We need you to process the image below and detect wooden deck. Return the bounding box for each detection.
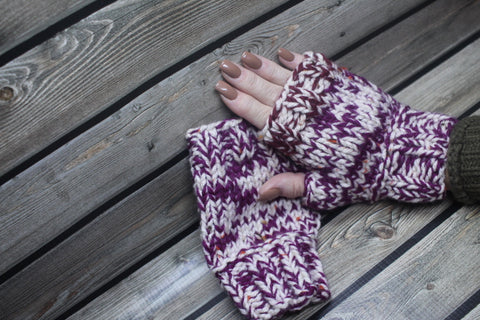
[1,0,479,319]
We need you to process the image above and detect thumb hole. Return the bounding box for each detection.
[258,172,305,201]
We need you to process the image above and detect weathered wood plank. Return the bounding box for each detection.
[65,37,480,320]
[462,304,480,320]
[1,0,476,318]
[0,1,436,318]
[0,0,96,56]
[0,0,426,277]
[0,159,197,320]
[69,231,221,320]
[320,205,480,320]
[0,0,291,176]
[339,0,480,90]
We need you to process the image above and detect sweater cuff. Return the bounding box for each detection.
[447,116,480,204]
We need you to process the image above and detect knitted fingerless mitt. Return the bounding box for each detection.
[261,52,457,210]
[186,119,330,320]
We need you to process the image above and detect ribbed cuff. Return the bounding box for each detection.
[383,105,457,203]
[447,116,480,204]
[187,119,330,319]
[259,52,336,161]
[217,232,330,320]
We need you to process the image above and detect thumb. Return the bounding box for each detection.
[258,172,305,201]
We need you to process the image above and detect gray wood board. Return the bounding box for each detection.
[0,0,426,278]
[338,0,480,90]
[320,205,480,320]
[65,37,480,320]
[0,1,435,318]
[0,1,460,319]
[0,0,291,176]
[0,160,197,320]
[0,0,96,55]
[462,304,480,320]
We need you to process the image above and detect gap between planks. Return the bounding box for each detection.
[0,0,294,178]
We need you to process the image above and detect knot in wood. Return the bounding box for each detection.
[0,86,14,102]
[147,141,155,152]
[370,222,395,239]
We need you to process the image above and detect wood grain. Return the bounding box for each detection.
[0,0,425,278]
[462,304,480,320]
[0,159,198,320]
[338,0,480,90]
[321,205,480,320]
[0,1,435,318]
[65,37,480,320]
[0,0,96,56]
[69,231,224,320]
[0,0,290,176]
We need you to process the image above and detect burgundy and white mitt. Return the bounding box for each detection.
[261,52,457,210]
[186,119,330,320]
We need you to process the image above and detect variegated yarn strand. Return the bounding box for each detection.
[186,51,456,319]
[186,120,330,320]
[262,52,456,211]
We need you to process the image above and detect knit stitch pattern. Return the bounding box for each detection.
[261,52,457,210]
[447,116,480,204]
[186,119,330,320]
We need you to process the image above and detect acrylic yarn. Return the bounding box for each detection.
[186,119,330,320]
[261,52,457,210]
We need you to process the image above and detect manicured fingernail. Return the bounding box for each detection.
[258,187,281,201]
[215,80,238,100]
[220,60,241,78]
[241,51,262,69]
[278,47,294,62]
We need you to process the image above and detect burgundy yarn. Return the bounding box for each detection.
[261,52,457,210]
[186,119,330,320]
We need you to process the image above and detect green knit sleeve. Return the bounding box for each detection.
[447,116,480,204]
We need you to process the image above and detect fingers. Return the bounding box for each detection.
[214,49,307,201]
[277,48,304,70]
[258,172,305,201]
[241,51,292,86]
[220,60,283,107]
[215,48,304,129]
[215,80,271,129]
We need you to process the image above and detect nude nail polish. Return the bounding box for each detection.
[215,80,238,100]
[241,51,262,69]
[220,60,241,78]
[258,187,281,201]
[278,47,295,62]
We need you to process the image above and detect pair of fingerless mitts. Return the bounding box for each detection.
[186,52,456,320]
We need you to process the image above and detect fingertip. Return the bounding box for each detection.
[278,47,295,62]
[219,60,241,78]
[258,185,281,201]
[258,172,306,201]
[215,80,238,100]
[241,51,262,70]
[278,48,303,70]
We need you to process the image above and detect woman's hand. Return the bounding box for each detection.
[215,48,305,201]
